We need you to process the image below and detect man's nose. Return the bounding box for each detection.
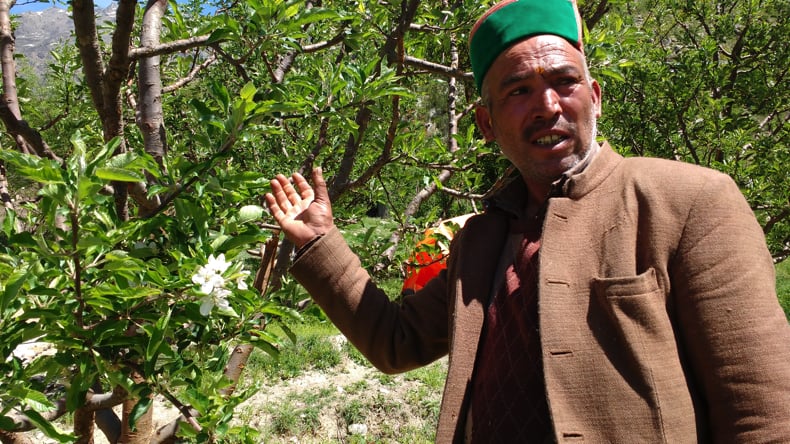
[532,88,561,121]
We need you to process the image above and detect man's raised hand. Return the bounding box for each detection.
[264,167,335,249]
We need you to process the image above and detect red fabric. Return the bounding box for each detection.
[402,237,447,294]
[469,217,551,442]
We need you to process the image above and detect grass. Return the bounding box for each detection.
[777,260,790,320]
[244,321,342,380]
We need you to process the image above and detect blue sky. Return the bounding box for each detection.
[11,0,113,14]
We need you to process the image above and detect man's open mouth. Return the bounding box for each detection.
[535,134,567,145]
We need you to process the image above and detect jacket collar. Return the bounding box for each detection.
[562,141,623,199]
[483,141,623,215]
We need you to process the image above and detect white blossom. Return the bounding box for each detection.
[235,270,250,290]
[192,254,243,317]
[206,254,232,274]
[199,287,235,316]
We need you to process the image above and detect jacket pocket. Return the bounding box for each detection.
[591,267,697,442]
[592,267,675,359]
[592,267,660,299]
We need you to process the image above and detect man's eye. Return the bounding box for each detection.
[557,77,579,86]
[509,87,530,96]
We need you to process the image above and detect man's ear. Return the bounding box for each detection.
[474,104,496,142]
[591,79,602,119]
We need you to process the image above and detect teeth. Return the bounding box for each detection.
[536,135,564,144]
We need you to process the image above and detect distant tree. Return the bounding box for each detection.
[597,0,789,261]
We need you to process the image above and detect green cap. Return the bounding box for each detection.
[469,0,584,92]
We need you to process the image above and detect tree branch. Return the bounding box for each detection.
[71,0,106,117]
[162,52,216,94]
[128,34,212,60]
[301,27,347,53]
[403,55,471,81]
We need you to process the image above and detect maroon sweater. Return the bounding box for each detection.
[469,216,552,442]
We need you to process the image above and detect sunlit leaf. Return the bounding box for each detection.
[0,150,64,184]
[95,167,144,182]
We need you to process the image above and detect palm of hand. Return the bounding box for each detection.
[265,169,334,248]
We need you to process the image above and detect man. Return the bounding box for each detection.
[264,0,790,442]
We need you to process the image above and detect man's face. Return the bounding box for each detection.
[476,35,601,196]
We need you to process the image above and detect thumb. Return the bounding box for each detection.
[311,167,331,205]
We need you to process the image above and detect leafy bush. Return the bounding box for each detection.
[0,132,297,442]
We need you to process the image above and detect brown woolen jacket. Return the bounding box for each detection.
[291,143,790,443]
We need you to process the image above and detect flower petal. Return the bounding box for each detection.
[199,296,214,316]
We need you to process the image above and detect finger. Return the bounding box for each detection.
[279,173,310,208]
[268,175,293,210]
[265,183,291,224]
[291,172,315,203]
[263,192,280,217]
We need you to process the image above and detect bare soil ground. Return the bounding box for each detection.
[29,335,446,443]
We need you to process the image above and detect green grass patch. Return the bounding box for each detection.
[245,321,341,381]
[777,260,790,320]
[339,398,367,426]
[265,399,319,436]
[404,360,448,390]
[262,388,331,438]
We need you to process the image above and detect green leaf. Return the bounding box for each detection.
[259,303,302,322]
[84,294,116,311]
[240,82,257,101]
[215,233,268,252]
[290,8,341,27]
[210,234,231,251]
[1,268,28,313]
[0,149,64,184]
[210,82,231,111]
[95,167,144,182]
[68,131,88,177]
[24,389,55,412]
[248,336,280,359]
[1,208,16,235]
[599,67,625,82]
[0,415,16,430]
[22,409,74,442]
[146,308,171,363]
[77,177,104,202]
[128,397,153,431]
[206,27,234,45]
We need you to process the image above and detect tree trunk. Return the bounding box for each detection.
[73,408,95,444]
[118,371,153,444]
[138,0,168,164]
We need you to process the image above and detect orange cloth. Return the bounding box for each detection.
[402,214,474,294]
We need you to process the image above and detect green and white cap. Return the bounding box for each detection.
[469,0,584,91]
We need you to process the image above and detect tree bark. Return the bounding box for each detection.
[0,0,60,160]
[118,371,153,444]
[132,0,169,217]
[138,0,168,164]
[73,408,95,444]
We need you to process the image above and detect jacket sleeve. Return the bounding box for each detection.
[290,226,450,374]
[670,171,790,441]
